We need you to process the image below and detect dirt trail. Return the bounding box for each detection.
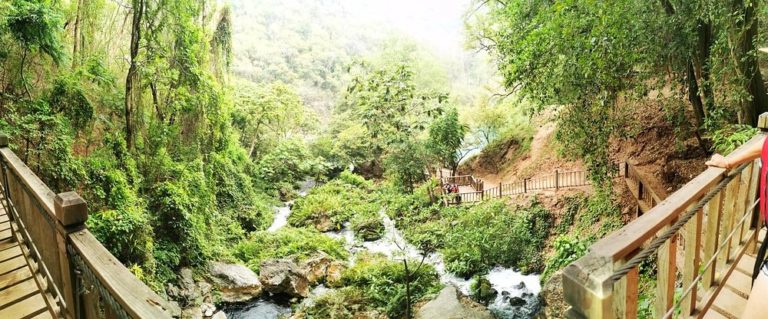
[465,120,586,187]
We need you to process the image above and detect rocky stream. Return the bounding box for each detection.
[218,197,542,319]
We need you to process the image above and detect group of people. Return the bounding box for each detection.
[443,183,461,203]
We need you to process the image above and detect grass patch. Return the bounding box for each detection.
[232,227,349,272]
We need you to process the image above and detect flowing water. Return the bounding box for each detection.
[225,194,541,318]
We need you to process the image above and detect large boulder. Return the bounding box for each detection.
[300,252,333,285]
[209,262,263,303]
[417,286,493,319]
[259,259,310,298]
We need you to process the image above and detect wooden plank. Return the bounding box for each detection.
[710,288,747,319]
[695,229,755,318]
[732,166,752,251]
[0,229,11,242]
[717,178,741,273]
[656,227,677,317]
[0,214,8,223]
[0,221,9,232]
[0,239,17,253]
[702,308,729,319]
[736,254,755,276]
[703,190,723,291]
[0,255,27,276]
[724,270,751,299]
[0,293,47,319]
[0,278,41,308]
[0,243,22,263]
[29,309,54,319]
[612,262,638,319]
[0,265,32,293]
[682,208,703,316]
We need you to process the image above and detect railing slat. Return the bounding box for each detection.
[655,224,677,317]
[717,177,741,272]
[681,205,703,316]
[702,189,723,291]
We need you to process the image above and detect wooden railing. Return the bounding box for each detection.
[562,118,767,319]
[442,169,591,205]
[0,136,177,318]
[624,162,664,215]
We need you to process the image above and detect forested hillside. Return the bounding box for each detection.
[1,0,767,318]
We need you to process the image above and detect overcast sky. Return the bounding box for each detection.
[342,0,472,54]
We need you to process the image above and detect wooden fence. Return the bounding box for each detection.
[562,124,767,318]
[623,162,664,215]
[442,169,591,205]
[0,136,176,318]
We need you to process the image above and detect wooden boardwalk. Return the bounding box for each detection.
[705,228,765,319]
[0,203,56,319]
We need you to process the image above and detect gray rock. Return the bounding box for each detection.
[509,297,526,307]
[300,252,333,285]
[178,268,202,305]
[259,259,310,298]
[211,311,227,319]
[181,307,203,319]
[209,262,262,303]
[201,303,215,317]
[513,281,526,290]
[416,286,493,319]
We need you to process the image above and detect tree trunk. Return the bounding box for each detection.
[686,62,708,153]
[736,0,768,126]
[696,20,714,114]
[72,0,82,70]
[124,0,145,150]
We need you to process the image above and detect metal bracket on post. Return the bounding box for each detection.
[55,192,88,319]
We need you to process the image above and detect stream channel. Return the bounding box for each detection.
[224,183,541,319]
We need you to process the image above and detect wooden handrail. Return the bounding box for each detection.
[562,117,767,319]
[0,137,176,318]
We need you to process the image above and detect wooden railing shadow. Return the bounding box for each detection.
[563,114,768,319]
[0,136,177,318]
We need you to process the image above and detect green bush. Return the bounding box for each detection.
[441,199,552,276]
[542,235,589,281]
[341,253,442,318]
[289,175,383,239]
[88,206,154,267]
[293,287,371,319]
[233,227,348,272]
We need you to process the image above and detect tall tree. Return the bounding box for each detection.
[124,0,145,150]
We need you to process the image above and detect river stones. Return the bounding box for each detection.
[417,286,493,319]
[209,262,263,303]
[259,259,310,298]
[300,252,333,285]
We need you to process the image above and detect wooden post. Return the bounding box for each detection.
[499,183,502,198]
[563,255,616,319]
[524,179,527,193]
[55,192,88,319]
[556,170,560,190]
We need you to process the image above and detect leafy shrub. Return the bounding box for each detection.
[341,253,442,318]
[289,175,382,239]
[233,227,348,272]
[441,199,552,276]
[292,287,372,319]
[208,149,274,231]
[88,206,154,267]
[542,235,589,281]
[710,124,758,154]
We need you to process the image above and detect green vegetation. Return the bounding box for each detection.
[296,252,442,318]
[289,172,383,239]
[233,227,349,273]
